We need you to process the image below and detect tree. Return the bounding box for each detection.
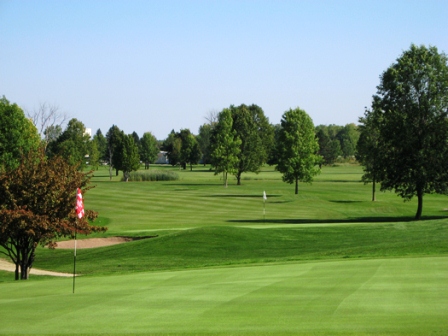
[197,123,213,165]
[210,108,241,187]
[0,149,106,280]
[106,125,123,179]
[27,102,68,151]
[367,44,448,219]
[89,138,100,170]
[0,97,41,172]
[179,129,201,170]
[316,127,341,166]
[336,123,359,158]
[276,108,320,194]
[163,130,182,166]
[357,98,382,201]
[140,132,159,169]
[121,134,141,182]
[93,129,108,162]
[49,118,90,170]
[230,104,273,185]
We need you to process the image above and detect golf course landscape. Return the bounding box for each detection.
[1,164,447,335]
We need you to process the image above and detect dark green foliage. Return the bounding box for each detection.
[106,125,124,178]
[49,118,91,170]
[230,104,273,185]
[121,134,141,182]
[0,96,40,172]
[93,129,108,162]
[197,123,213,165]
[365,44,448,219]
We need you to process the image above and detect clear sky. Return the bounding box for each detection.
[1,0,447,140]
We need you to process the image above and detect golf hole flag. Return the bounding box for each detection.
[76,188,84,219]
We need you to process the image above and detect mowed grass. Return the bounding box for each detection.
[0,257,447,335]
[1,164,448,335]
[85,164,448,234]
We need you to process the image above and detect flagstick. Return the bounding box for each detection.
[263,200,266,222]
[73,220,77,294]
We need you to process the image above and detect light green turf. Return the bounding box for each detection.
[0,256,447,335]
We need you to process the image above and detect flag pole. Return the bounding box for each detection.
[263,191,267,222]
[73,219,77,294]
[73,188,84,294]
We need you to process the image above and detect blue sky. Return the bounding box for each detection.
[1,0,447,140]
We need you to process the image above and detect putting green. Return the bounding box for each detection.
[0,256,447,335]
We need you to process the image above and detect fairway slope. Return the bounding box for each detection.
[33,220,448,276]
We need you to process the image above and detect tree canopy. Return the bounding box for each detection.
[210,108,241,187]
[276,108,320,194]
[0,149,106,280]
[0,96,41,172]
[140,132,159,169]
[230,104,273,185]
[362,44,448,219]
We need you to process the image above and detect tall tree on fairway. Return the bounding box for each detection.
[121,134,141,181]
[276,108,320,194]
[179,129,201,170]
[106,125,123,179]
[0,149,106,280]
[231,104,273,185]
[210,108,241,187]
[367,44,448,219]
[140,132,159,169]
[357,98,382,201]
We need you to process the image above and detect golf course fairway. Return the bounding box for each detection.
[1,256,446,335]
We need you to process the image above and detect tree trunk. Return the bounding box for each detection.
[14,263,19,281]
[295,178,299,194]
[415,187,423,220]
[372,178,376,202]
[236,172,241,185]
[224,171,228,188]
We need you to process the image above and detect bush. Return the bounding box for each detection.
[122,171,179,182]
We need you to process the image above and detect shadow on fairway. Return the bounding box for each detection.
[228,215,448,224]
[207,194,282,198]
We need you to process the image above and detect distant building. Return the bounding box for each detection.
[156,151,169,164]
[85,128,92,138]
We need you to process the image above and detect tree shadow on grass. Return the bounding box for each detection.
[227,215,448,225]
[207,194,282,198]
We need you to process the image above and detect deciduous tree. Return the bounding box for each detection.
[230,104,273,185]
[140,132,159,169]
[210,108,241,187]
[0,149,106,280]
[276,108,320,194]
[0,97,41,172]
[367,44,448,219]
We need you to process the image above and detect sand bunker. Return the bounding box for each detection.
[55,237,133,249]
[0,237,133,277]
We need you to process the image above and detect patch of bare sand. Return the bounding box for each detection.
[0,259,73,277]
[0,238,133,277]
[55,237,133,249]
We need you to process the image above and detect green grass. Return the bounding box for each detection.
[1,164,447,335]
[0,256,447,335]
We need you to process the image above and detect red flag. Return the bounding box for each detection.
[76,188,84,219]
